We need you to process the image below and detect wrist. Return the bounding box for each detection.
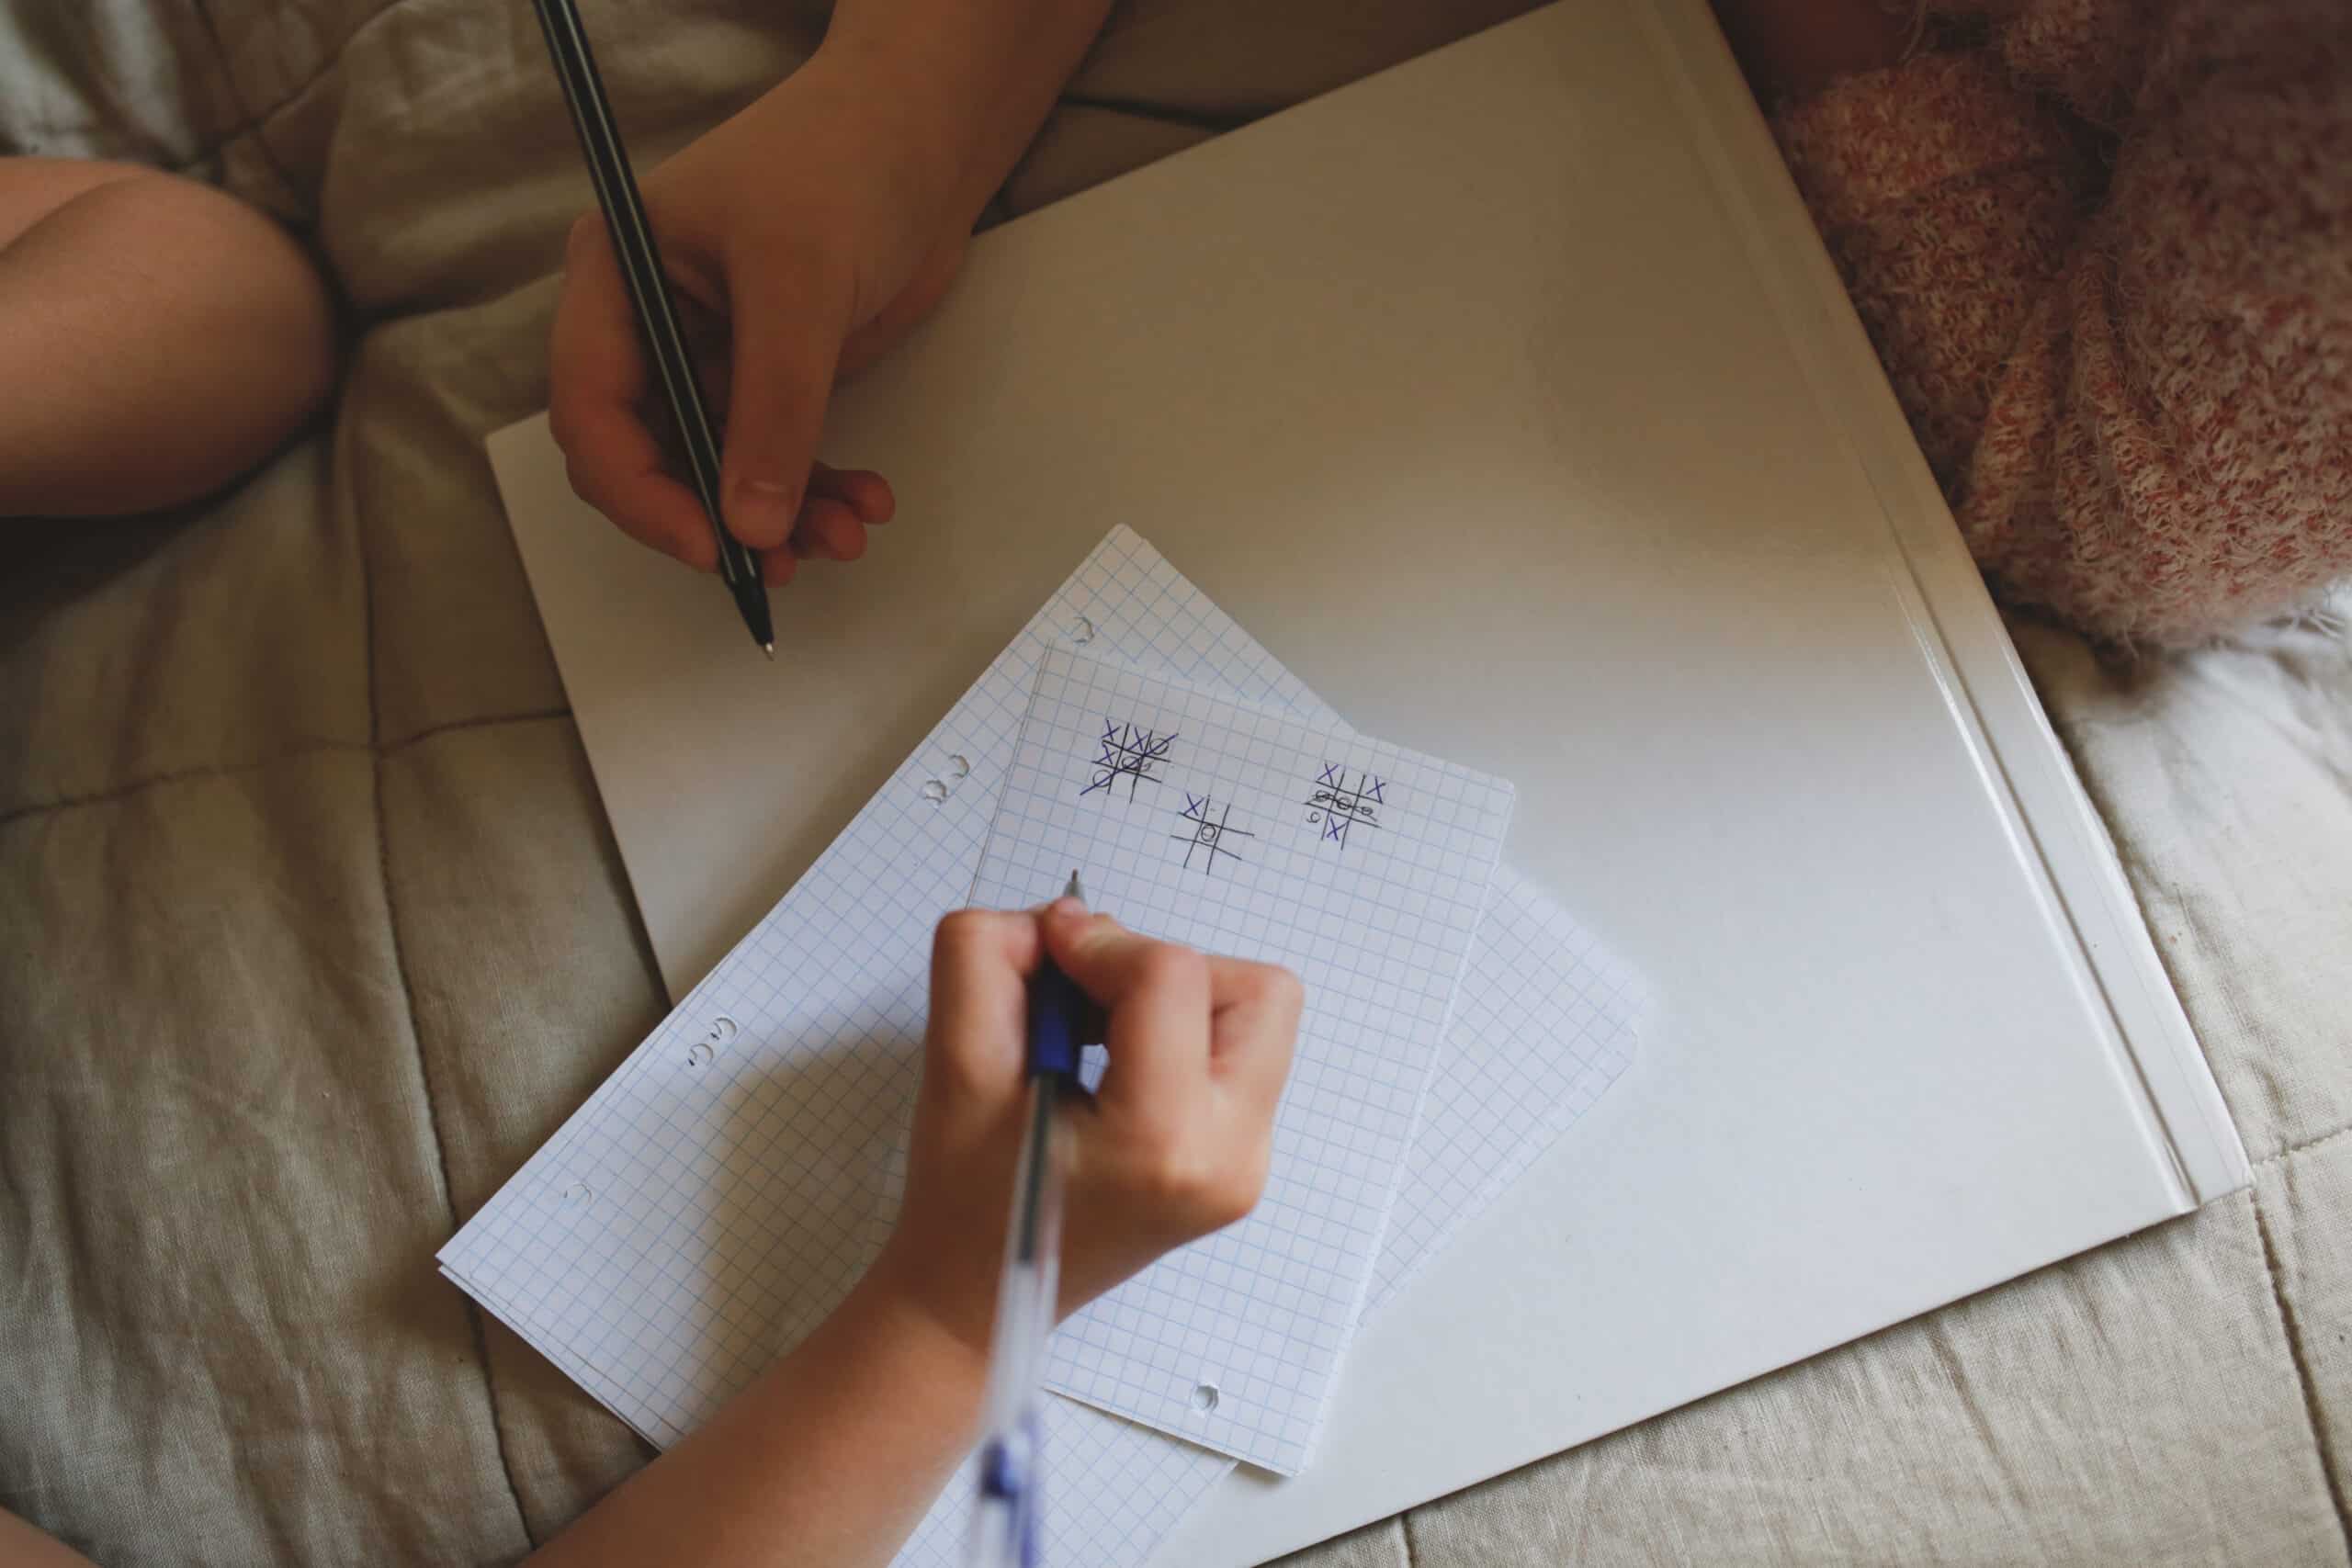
[799,34,998,229]
[854,1238,998,1369]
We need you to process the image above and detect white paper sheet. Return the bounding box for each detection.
[972,649,1511,1469]
[440,528,1643,1561]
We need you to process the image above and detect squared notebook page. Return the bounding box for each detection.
[442,527,1643,1565]
[1366,865,1645,1313]
[973,650,1514,1472]
[439,529,1344,1450]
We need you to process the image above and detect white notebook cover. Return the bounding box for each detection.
[476,0,2247,1559]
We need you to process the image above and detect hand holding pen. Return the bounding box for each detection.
[877,897,1302,1351]
[867,897,1299,1566]
[965,872,1091,1568]
[537,6,953,602]
[491,902,1297,1568]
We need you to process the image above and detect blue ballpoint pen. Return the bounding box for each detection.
[967,871,1095,1568]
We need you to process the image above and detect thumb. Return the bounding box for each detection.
[1040,901,1155,1000]
[719,277,846,552]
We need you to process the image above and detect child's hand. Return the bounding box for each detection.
[871,900,1303,1354]
[547,46,967,584]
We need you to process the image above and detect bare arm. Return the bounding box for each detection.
[2,906,1292,1568]
[821,0,1118,230]
[524,1274,989,1568]
[527,904,1298,1567]
[0,1507,98,1567]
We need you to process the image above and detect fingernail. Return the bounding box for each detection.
[729,479,797,548]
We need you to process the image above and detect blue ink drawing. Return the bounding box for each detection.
[1171,793,1255,874]
[1080,719,1177,802]
[1305,764,1385,849]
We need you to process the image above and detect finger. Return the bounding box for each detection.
[808,462,895,525]
[925,909,1044,1096]
[1205,956,1303,1117]
[758,545,800,588]
[675,289,732,415]
[719,274,846,552]
[794,496,869,563]
[1043,903,1211,1114]
[549,219,719,570]
[560,427,719,570]
[548,217,641,430]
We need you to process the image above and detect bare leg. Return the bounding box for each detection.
[0,159,337,517]
[0,1506,96,1566]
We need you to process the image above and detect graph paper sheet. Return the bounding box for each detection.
[973,649,1512,1471]
[439,528,1645,1560]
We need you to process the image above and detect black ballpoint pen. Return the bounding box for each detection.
[527,0,775,657]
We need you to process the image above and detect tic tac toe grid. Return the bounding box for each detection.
[973,649,1514,1472]
[441,528,1642,1567]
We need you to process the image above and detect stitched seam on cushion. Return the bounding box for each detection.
[186,0,300,197]
[367,757,535,1550]
[158,23,1227,198]
[153,0,410,185]
[223,0,412,141]
[0,745,356,828]
[357,466,536,1551]
[386,708,571,754]
[2250,1183,2352,1553]
[0,709,571,827]
[141,13,352,175]
[1399,1511,1419,1567]
[2259,1122,2352,1171]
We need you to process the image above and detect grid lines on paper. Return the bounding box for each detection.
[436,530,1302,1450]
[1366,867,1649,1308]
[970,649,1513,1474]
[439,525,1647,1568]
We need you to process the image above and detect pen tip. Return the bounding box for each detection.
[1066,869,1085,902]
[762,642,775,661]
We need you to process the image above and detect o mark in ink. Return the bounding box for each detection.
[1306,763,1385,849]
[1171,793,1254,874]
[1080,720,1176,801]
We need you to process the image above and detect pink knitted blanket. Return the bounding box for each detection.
[1773,0,2349,645]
